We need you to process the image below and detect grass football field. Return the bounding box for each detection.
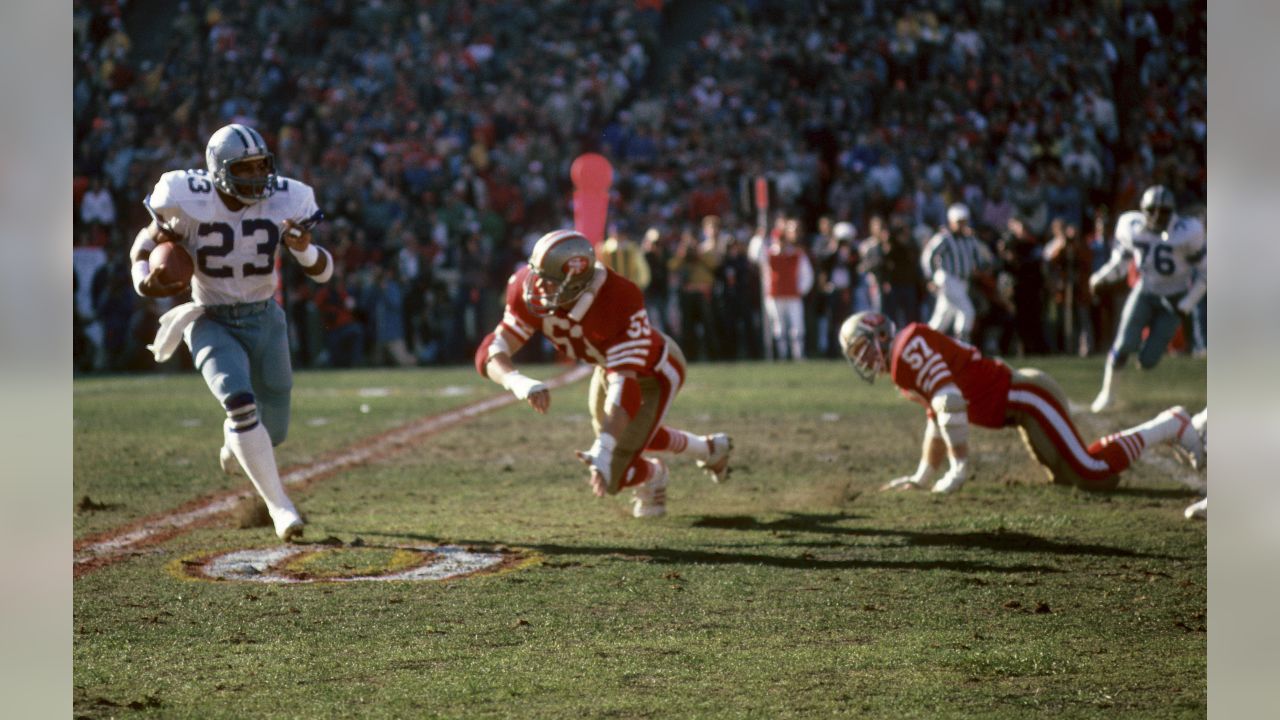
[73,357,1206,718]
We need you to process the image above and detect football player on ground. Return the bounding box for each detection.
[475,229,732,518]
[129,123,333,541]
[838,312,1205,495]
[1088,186,1206,412]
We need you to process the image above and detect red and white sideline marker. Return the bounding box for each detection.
[74,364,592,577]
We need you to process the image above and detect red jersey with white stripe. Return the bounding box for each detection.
[501,264,667,376]
[888,323,1012,428]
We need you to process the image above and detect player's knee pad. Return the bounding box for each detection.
[224,392,259,433]
[930,390,969,447]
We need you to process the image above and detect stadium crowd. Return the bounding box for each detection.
[72,0,1206,373]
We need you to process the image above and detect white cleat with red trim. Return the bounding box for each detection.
[631,458,669,518]
[1164,406,1205,470]
[697,433,733,484]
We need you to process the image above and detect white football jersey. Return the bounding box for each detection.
[1113,210,1206,297]
[144,169,322,306]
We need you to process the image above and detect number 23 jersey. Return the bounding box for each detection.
[144,169,322,306]
[501,264,669,377]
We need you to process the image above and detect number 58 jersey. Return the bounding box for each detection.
[144,169,323,306]
[1114,210,1206,297]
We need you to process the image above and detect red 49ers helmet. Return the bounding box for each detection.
[523,229,597,317]
[839,312,897,383]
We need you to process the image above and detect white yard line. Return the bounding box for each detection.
[75,365,591,571]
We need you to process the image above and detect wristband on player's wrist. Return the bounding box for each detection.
[289,243,319,266]
[131,260,151,294]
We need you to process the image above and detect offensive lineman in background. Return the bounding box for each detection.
[1088,185,1206,412]
[476,229,732,518]
[838,312,1205,497]
[130,123,333,541]
[920,203,993,343]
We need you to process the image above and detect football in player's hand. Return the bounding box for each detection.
[150,242,194,285]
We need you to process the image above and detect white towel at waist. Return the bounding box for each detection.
[147,302,205,362]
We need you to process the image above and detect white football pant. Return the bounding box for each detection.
[927,272,974,342]
[765,296,805,359]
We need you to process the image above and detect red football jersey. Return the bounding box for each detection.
[888,323,1012,428]
[502,264,668,376]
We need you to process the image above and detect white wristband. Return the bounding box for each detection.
[131,260,151,295]
[290,243,319,266]
[590,432,617,456]
[502,371,547,400]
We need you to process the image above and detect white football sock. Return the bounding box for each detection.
[225,421,298,527]
[1091,358,1116,411]
[1128,407,1188,448]
[665,430,711,460]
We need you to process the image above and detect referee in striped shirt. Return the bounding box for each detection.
[920,203,992,343]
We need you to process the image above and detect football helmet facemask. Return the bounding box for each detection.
[839,312,897,383]
[1139,184,1175,234]
[205,123,277,204]
[523,229,597,317]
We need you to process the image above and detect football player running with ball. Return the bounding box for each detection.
[838,312,1205,496]
[476,229,732,518]
[129,124,334,541]
[1088,185,1206,413]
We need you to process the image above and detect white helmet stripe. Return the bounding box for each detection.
[229,124,252,150]
[529,229,584,270]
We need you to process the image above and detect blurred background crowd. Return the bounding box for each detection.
[72,0,1206,373]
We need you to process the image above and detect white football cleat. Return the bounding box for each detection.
[272,508,305,542]
[1184,496,1207,521]
[631,458,669,518]
[881,476,927,491]
[931,472,967,495]
[1165,406,1205,470]
[219,445,243,476]
[697,433,733,484]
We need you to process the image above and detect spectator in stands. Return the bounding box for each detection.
[669,227,721,362]
[314,271,365,368]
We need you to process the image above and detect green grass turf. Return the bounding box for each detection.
[73,357,1206,718]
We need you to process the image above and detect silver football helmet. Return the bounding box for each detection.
[1139,185,1175,234]
[523,229,597,316]
[205,123,277,204]
[839,311,897,383]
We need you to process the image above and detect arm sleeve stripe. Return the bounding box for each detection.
[608,338,653,354]
[501,321,530,342]
[606,346,653,361]
[501,312,533,340]
[607,350,651,363]
[915,355,944,385]
[922,365,949,390]
[606,357,650,369]
[921,368,954,394]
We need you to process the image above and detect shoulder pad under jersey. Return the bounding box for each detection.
[1113,210,1146,248]
[145,169,222,233]
[262,176,323,227]
[1166,215,1205,246]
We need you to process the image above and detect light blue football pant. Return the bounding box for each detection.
[184,300,293,445]
[1109,289,1184,369]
